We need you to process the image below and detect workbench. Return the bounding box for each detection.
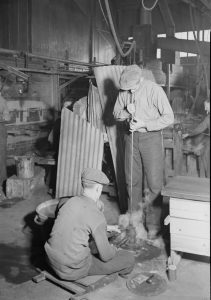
[162,176,210,257]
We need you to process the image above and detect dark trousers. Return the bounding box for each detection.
[124,131,164,231]
[88,250,135,276]
[0,123,7,187]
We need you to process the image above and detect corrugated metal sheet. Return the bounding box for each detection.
[56,107,104,198]
[94,66,155,213]
[87,81,105,132]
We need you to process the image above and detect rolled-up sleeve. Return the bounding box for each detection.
[113,91,131,121]
[145,85,174,131]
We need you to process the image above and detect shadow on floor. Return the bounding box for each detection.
[0,243,37,284]
[22,211,52,272]
[0,209,52,284]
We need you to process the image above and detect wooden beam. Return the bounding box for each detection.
[158,0,175,36]
[59,75,85,91]
[157,37,210,56]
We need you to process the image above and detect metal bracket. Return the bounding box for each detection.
[0,61,29,81]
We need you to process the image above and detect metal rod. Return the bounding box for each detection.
[129,93,135,217]
[0,48,109,68]
[130,130,133,216]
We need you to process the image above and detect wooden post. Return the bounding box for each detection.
[173,130,183,175]
[166,63,171,100]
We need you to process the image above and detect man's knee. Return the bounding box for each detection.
[118,250,135,268]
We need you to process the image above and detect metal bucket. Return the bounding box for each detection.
[34,199,59,225]
[15,155,35,179]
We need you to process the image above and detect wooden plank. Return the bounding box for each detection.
[171,234,210,256]
[161,176,210,201]
[170,217,210,239]
[170,198,210,221]
[42,271,85,295]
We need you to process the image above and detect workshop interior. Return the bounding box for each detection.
[0,0,210,299]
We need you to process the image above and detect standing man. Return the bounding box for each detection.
[45,168,135,281]
[0,77,10,201]
[113,65,174,240]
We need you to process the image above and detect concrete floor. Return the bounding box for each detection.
[0,177,210,300]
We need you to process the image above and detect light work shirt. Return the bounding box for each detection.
[113,79,174,131]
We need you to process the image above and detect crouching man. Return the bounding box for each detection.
[44,168,135,281]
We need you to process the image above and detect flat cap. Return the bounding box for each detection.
[81,168,109,185]
[119,65,142,90]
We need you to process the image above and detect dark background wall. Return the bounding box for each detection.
[0,0,210,63]
[117,1,211,39]
[0,0,30,51]
[0,0,116,64]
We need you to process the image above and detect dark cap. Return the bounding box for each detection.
[119,65,142,90]
[81,168,109,185]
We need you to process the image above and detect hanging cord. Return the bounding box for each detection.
[189,5,209,98]
[141,0,159,11]
[98,0,110,28]
[104,0,136,57]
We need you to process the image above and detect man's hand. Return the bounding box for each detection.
[129,117,146,132]
[127,103,135,115]
[182,133,189,139]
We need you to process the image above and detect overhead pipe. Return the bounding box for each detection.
[157,37,210,56]
[0,48,109,68]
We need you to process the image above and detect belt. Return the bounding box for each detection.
[135,128,147,133]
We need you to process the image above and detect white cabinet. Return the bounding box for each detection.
[162,176,210,257]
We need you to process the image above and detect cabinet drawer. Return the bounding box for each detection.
[170,198,210,221]
[170,217,210,239]
[171,234,210,256]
